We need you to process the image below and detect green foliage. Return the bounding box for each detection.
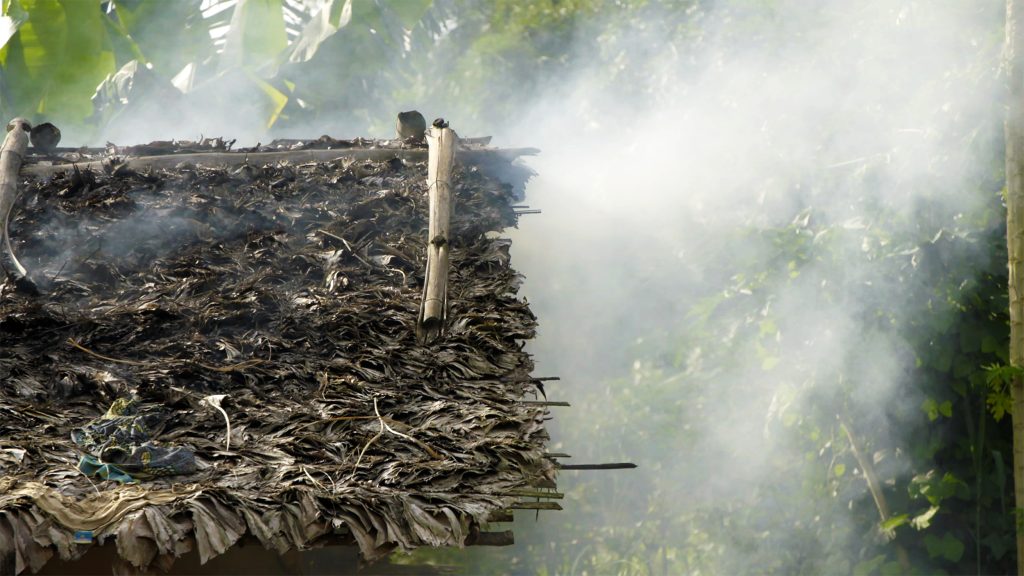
[0,0,118,125]
[923,532,965,563]
[1,0,710,140]
[110,0,210,76]
[983,363,1020,421]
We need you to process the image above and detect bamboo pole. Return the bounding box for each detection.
[0,118,30,283]
[417,122,457,342]
[1007,2,1024,573]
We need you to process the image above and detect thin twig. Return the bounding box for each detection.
[75,465,101,495]
[192,359,264,373]
[302,465,326,491]
[349,397,444,479]
[66,338,151,366]
[68,338,262,373]
[49,259,68,284]
[839,412,911,571]
[374,397,443,459]
[349,415,385,480]
[316,229,375,269]
[296,414,377,431]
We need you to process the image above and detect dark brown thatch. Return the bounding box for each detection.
[0,140,553,574]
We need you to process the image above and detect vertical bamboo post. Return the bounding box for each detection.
[1007,1,1024,572]
[417,120,456,342]
[0,118,30,281]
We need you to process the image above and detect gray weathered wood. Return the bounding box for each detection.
[485,510,513,523]
[468,530,514,546]
[508,502,562,511]
[0,118,30,279]
[21,147,538,177]
[417,126,457,342]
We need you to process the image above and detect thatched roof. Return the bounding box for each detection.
[0,139,555,574]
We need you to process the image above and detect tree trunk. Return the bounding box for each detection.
[1005,1,1024,573]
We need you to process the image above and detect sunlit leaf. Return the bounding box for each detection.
[385,0,431,29]
[911,505,939,529]
[879,513,907,532]
[221,0,287,71]
[285,0,351,63]
[1,0,117,125]
[244,69,288,128]
[113,0,210,76]
[0,0,27,50]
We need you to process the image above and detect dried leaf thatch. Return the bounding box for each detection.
[0,147,552,574]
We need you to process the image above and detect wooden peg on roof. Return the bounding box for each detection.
[417,119,456,343]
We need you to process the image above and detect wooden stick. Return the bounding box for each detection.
[838,413,911,571]
[21,147,539,177]
[0,118,30,280]
[509,501,562,511]
[485,510,513,523]
[559,463,638,470]
[417,123,457,342]
[504,489,564,500]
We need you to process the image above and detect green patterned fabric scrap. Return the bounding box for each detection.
[71,397,196,483]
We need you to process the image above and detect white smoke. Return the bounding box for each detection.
[497,0,1003,572]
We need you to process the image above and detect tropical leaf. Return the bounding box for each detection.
[112,0,210,77]
[221,0,287,71]
[0,0,117,125]
[0,0,28,50]
[284,0,351,64]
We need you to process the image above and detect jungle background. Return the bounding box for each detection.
[0,0,1016,574]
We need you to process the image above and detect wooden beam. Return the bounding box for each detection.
[559,463,637,470]
[505,489,564,500]
[417,123,457,343]
[509,502,562,511]
[468,531,515,546]
[20,147,539,177]
[485,510,513,523]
